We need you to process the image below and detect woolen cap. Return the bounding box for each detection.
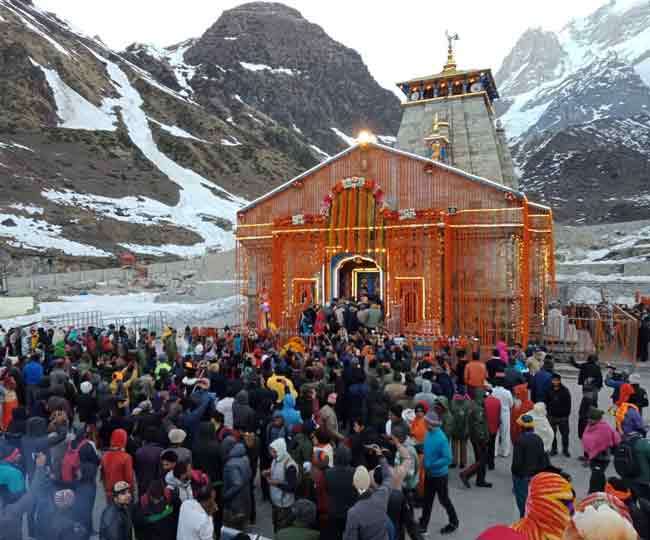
[168,428,187,445]
[113,481,130,496]
[629,373,641,384]
[80,381,93,394]
[589,407,604,421]
[353,465,371,494]
[424,410,441,426]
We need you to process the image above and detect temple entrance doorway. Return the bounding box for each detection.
[333,255,383,302]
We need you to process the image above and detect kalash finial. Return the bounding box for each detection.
[444,30,460,72]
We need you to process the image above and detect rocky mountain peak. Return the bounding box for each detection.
[495,28,564,96]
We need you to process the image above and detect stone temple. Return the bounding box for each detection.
[395,33,518,189]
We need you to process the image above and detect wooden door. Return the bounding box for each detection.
[398,279,422,326]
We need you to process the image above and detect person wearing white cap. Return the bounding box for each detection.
[167,429,192,464]
[99,480,134,540]
[343,445,394,540]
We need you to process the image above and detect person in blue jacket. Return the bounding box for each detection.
[280,394,302,431]
[419,410,459,536]
[531,359,554,403]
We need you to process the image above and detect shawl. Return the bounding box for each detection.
[511,472,575,540]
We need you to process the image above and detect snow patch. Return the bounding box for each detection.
[9,204,43,215]
[292,123,303,135]
[309,144,330,160]
[0,141,33,152]
[571,285,602,304]
[68,51,245,252]
[148,118,209,143]
[240,62,296,75]
[331,127,356,147]
[221,137,242,147]
[223,36,238,41]
[118,242,209,258]
[0,292,242,330]
[33,59,117,131]
[635,57,650,87]
[377,135,397,145]
[42,189,175,226]
[0,213,110,257]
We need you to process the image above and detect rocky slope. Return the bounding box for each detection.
[0,0,400,269]
[496,0,650,225]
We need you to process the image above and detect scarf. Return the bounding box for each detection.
[512,472,575,540]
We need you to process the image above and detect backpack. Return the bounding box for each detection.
[614,438,641,478]
[61,439,88,483]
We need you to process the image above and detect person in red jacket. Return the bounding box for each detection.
[101,428,134,499]
[484,388,501,470]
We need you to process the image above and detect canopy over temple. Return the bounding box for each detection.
[396,32,499,103]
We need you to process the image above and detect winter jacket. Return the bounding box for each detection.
[0,466,46,540]
[468,390,489,444]
[625,433,650,484]
[101,429,134,498]
[504,366,525,390]
[180,390,212,442]
[221,438,252,517]
[165,470,193,502]
[192,422,222,483]
[464,361,487,388]
[21,416,66,479]
[366,386,391,429]
[449,396,471,440]
[423,427,452,478]
[433,396,454,438]
[436,372,455,400]
[576,360,603,390]
[581,420,621,460]
[99,502,133,540]
[177,499,213,540]
[319,403,344,441]
[135,490,177,540]
[280,394,303,430]
[23,360,43,386]
[266,374,297,403]
[544,385,572,418]
[511,431,548,478]
[485,394,502,435]
[486,357,506,380]
[531,369,553,403]
[232,390,256,433]
[343,458,392,540]
[276,524,320,540]
[134,443,163,494]
[325,447,358,520]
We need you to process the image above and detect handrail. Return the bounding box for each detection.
[613,304,638,323]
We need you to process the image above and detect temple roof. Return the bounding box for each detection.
[238,141,544,214]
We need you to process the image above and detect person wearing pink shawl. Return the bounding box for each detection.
[581,407,621,493]
[497,339,509,364]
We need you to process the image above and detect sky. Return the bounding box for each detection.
[34,0,605,91]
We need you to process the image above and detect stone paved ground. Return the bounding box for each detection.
[77,367,643,540]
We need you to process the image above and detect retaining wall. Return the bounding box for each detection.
[5,250,236,296]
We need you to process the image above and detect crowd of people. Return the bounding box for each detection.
[0,314,647,540]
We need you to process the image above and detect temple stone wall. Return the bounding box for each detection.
[396,94,516,188]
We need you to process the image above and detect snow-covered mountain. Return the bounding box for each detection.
[0,0,399,270]
[496,0,650,224]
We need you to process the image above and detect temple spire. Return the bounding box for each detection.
[444,31,460,72]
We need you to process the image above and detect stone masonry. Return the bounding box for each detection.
[396,93,518,189]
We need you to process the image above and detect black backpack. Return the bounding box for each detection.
[614,438,641,478]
